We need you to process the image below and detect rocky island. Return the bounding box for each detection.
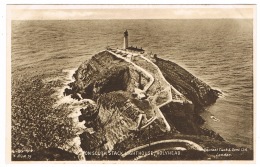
[60,30,252,160]
[12,30,252,161]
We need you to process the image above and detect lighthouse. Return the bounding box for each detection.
[123,30,128,49]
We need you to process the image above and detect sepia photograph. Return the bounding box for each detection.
[7,4,255,162]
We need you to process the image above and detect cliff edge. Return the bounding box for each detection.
[63,50,252,160]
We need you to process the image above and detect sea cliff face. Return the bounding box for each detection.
[64,50,252,160]
[154,57,220,112]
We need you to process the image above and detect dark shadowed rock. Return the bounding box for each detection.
[71,93,81,101]
[63,88,73,96]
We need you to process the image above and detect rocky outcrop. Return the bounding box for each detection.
[159,101,200,135]
[69,51,139,100]
[154,57,220,112]
[63,50,251,160]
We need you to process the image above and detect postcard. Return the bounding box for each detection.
[6,4,255,162]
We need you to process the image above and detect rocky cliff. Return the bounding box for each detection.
[63,50,252,160]
[154,57,220,112]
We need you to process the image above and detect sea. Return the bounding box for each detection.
[12,19,253,149]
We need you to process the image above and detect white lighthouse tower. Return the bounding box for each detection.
[123,30,128,49]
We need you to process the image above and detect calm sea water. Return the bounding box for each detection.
[12,19,253,149]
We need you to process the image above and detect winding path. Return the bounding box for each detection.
[106,49,205,159]
[140,55,184,98]
[107,49,174,131]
